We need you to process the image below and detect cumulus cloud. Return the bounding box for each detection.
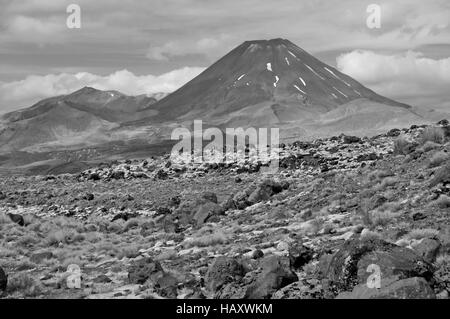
[0,67,205,113]
[147,35,232,61]
[337,50,450,106]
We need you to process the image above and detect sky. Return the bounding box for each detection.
[0,0,449,113]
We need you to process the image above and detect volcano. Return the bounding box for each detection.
[138,38,414,133]
[0,38,428,157]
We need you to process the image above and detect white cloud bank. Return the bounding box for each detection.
[337,50,450,106]
[0,67,205,113]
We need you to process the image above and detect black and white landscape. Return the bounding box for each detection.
[0,0,449,300]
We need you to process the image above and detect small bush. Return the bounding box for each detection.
[420,127,445,144]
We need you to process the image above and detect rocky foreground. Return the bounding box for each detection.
[0,121,449,299]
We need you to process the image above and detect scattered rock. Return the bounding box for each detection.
[272,278,324,299]
[244,255,298,299]
[193,202,224,226]
[411,238,441,263]
[320,237,434,295]
[205,257,246,293]
[93,274,112,283]
[252,249,264,259]
[8,213,24,226]
[83,193,94,201]
[343,135,361,144]
[289,243,314,269]
[336,276,436,299]
[128,257,164,285]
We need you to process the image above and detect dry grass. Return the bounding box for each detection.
[7,273,45,297]
[371,211,401,227]
[393,136,414,155]
[405,228,440,240]
[420,127,445,144]
[183,227,229,248]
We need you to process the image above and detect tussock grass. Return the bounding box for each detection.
[405,228,440,240]
[7,273,44,297]
[420,127,445,144]
[393,136,414,155]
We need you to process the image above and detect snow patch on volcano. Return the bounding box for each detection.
[299,77,306,86]
[288,51,298,59]
[294,85,306,94]
[333,87,348,98]
[305,64,325,80]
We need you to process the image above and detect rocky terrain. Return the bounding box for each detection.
[0,121,449,299]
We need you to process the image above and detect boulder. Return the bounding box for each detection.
[221,195,236,211]
[245,179,287,206]
[244,255,298,299]
[128,257,164,285]
[193,202,224,226]
[154,272,179,298]
[411,238,441,263]
[320,237,434,294]
[8,213,24,226]
[175,192,222,226]
[429,163,450,187]
[272,278,325,299]
[205,257,246,293]
[336,276,435,299]
[437,119,449,126]
[343,135,362,144]
[109,171,125,180]
[289,243,314,269]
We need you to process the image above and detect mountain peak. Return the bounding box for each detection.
[73,86,100,94]
[149,38,410,123]
[243,38,289,45]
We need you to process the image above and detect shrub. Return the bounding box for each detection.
[420,127,445,144]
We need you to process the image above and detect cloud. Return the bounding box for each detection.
[147,35,232,61]
[0,67,205,113]
[336,50,450,106]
